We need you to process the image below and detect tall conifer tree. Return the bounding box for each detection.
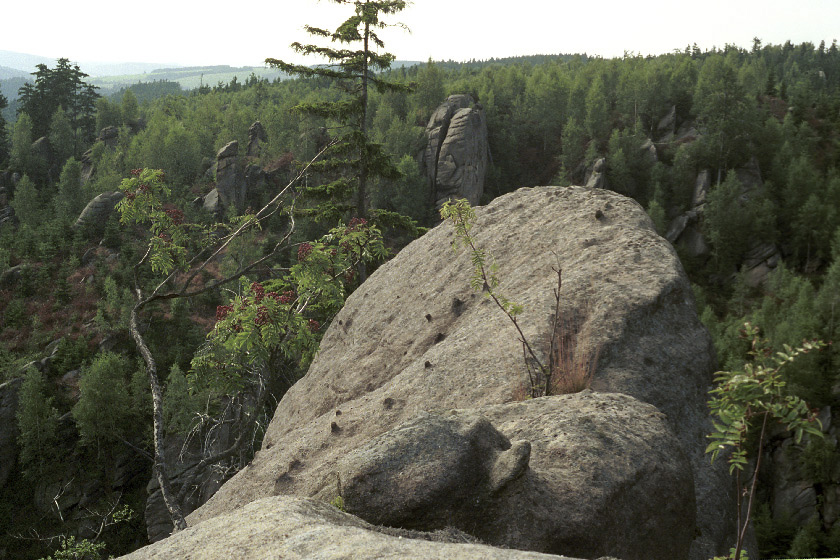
[266,0,411,228]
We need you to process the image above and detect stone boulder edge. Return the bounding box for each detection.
[315,392,694,560]
[118,495,582,560]
[188,186,734,559]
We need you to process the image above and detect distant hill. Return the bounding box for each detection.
[0,65,28,80]
[0,49,180,78]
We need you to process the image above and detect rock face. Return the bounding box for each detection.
[585,157,606,189]
[204,141,245,215]
[314,393,694,560]
[74,191,124,233]
[422,95,488,211]
[187,186,735,559]
[120,495,581,560]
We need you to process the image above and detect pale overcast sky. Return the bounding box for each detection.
[2,0,839,68]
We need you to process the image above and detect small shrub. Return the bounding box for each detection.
[549,306,600,395]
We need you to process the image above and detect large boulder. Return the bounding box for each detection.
[73,191,124,234]
[422,95,488,211]
[313,393,694,560]
[120,495,581,560]
[189,186,736,559]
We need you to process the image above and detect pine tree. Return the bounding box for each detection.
[265,0,411,228]
[10,112,33,175]
[17,58,99,144]
[0,92,8,167]
[49,105,75,165]
[16,368,60,479]
[54,157,83,223]
[10,174,41,228]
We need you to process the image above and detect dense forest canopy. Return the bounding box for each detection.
[1,36,840,558]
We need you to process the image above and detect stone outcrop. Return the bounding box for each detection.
[313,393,694,560]
[203,139,266,216]
[79,127,121,185]
[585,157,606,189]
[246,121,267,157]
[74,191,124,234]
[185,186,736,560]
[120,495,584,560]
[422,94,488,211]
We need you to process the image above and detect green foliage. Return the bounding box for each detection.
[16,368,60,479]
[191,219,387,394]
[10,111,33,173]
[707,322,825,560]
[72,352,135,448]
[800,434,837,484]
[49,105,75,164]
[162,364,203,433]
[54,157,83,222]
[39,535,106,560]
[10,174,42,229]
[116,168,192,275]
[702,170,775,273]
[787,516,822,558]
[266,0,412,229]
[94,276,133,334]
[17,58,99,142]
[707,323,824,471]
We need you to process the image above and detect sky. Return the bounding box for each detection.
[2,0,839,69]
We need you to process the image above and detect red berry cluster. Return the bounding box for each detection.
[347,217,368,232]
[165,208,185,225]
[130,169,143,176]
[216,305,234,321]
[298,243,313,261]
[344,268,356,283]
[123,190,136,201]
[254,305,271,326]
[278,290,295,304]
[308,319,320,332]
[251,282,265,303]
[158,232,172,243]
[138,183,150,194]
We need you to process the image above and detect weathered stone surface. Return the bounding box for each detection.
[657,105,677,140]
[314,393,693,560]
[0,378,23,490]
[213,141,245,214]
[121,495,583,560]
[741,241,781,287]
[217,140,239,160]
[99,126,119,148]
[640,138,658,165]
[692,169,711,207]
[246,121,267,157]
[585,157,606,189]
[422,95,488,211]
[190,186,734,559]
[74,191,124,233]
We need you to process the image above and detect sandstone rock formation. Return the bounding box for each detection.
[314,393,694,560]
[74,191,124,234]
[185,186,735,559]
[203,141,245,215]
[422,94,488,212]
[203,139,267,216]
[121,495,584,560]
[246,121,267,157]
[585,157,606,189]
